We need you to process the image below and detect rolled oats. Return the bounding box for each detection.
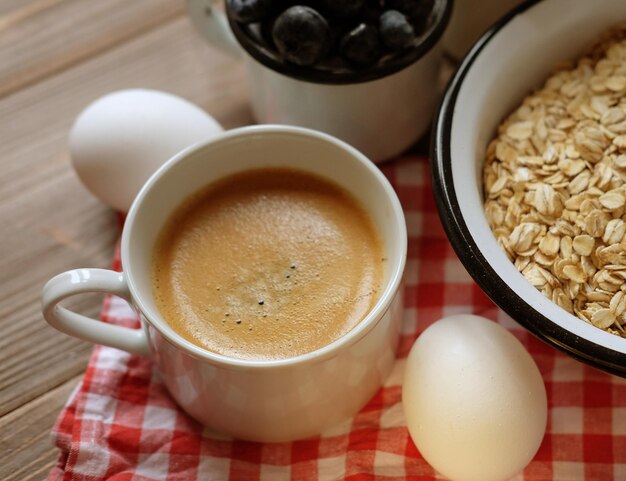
[483,25,626,338]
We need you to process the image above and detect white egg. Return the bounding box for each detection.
[403,315,547,481]
[70,89,223,212]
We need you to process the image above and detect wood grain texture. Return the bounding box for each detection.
[0,0,251,476]
[0,0,185,98]
[0,376,81,481]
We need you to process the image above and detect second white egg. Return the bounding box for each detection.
[403,314,547,481]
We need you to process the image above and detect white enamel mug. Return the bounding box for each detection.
[187,0,452,163]
[42,125,407,442]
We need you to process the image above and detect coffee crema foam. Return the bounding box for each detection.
[152,168,384,361]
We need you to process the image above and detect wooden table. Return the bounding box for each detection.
[0,2,251,478]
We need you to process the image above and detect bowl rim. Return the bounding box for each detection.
[431,0,626,377]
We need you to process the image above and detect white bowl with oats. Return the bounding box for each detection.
[432,0,626,376]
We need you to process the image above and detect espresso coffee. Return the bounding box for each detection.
[152,168,383,361]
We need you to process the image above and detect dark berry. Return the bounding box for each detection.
[228,0,274,23]
[272,6,331,66]
[379,10,415,50]
[339,23,382,67]
[385,0,433,33]
[319,0,366,17]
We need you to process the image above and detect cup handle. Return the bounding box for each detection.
[42,268,151,356]
[187,0,242,58]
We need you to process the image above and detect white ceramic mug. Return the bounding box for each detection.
[187,0,452,163]
[42,125,407,442]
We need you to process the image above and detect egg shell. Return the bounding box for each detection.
[70,89,223,212]
[403,314,547,481]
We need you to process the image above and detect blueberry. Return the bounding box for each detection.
[385,0,434,33]
[379,10,415,50]
[272,6,331,66]
[339,23,382,67]
[228,0,274,23]
[319,0,366,17]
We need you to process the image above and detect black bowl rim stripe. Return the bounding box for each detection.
[430,0,626,377]
[226,0,454,85]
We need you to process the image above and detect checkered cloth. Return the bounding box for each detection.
[48,156,626,481]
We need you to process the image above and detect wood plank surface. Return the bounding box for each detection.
[0,376,81,481]
[0,0,185,98]
[0,0,251,477]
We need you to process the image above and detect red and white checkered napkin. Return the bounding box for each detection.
[48,156,626,481]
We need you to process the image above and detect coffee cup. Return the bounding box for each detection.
[186,0,452,163]
[42,125,407,442]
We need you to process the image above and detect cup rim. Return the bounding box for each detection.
[122,125,407,370]
[225,0,453,85]
[431,0,626,377]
